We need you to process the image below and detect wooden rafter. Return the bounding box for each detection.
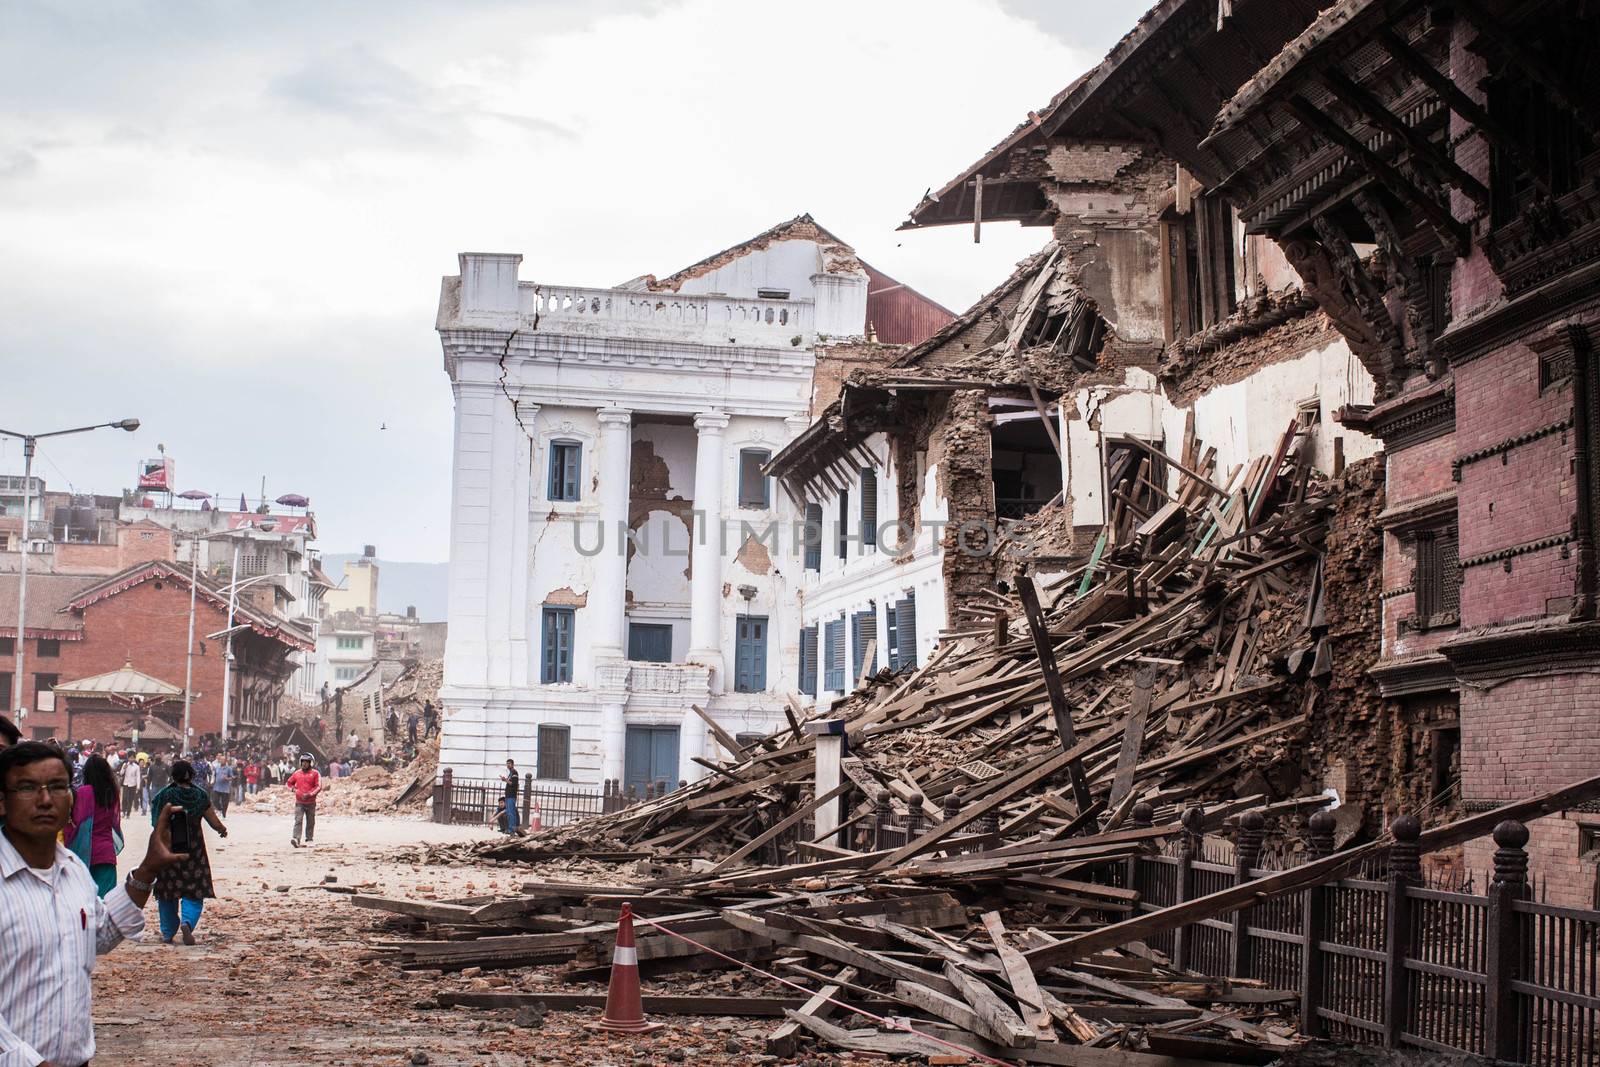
[1375,27,1552,197]
[1352,188,1436,375]
[1311,211,1405,380]
[1285,94,1468,255]
[1317,66,1489,207]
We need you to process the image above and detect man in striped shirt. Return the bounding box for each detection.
[0,741,187,1067]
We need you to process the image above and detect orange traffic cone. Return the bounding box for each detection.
[530,801,542,832]
[586,902,663,1034]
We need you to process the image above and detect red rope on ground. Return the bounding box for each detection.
[630,911,1019,1067]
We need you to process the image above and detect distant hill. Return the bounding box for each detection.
[320,555,449,622]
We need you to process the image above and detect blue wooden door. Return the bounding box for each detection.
[734,615,768,692]
[624,726,679,795]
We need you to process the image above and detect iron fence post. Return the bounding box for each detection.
[1230,810,1266,978]
[874,791,893,851]
[1299,808,1336,1039]
[1382,813,1422,1047]
[436,768,453,824]
[1484,819,1530,1063]
[1127,801,1154,892]
[1173,805,1204,971]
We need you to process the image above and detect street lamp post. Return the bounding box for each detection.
[0,419,140,720]
[218,521,276,744]
[179,524,288,751]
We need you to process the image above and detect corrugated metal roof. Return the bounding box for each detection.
[861,260,957,346]
[53,662,184,699]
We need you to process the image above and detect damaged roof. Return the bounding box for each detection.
[899,78,1082,231]
[768,243,1107,494]
[904,0,1328,219]
[646,214,863,292]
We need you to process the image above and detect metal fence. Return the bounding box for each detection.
[429,770,695,829]
[1098,809,1600,1067]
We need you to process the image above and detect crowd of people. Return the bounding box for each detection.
[0,702,446,1063]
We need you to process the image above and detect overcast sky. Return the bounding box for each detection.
[0,0,1144,562]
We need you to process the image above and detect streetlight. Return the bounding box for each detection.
[220,519,276,743]
[177,524,290,751]
[0,419,140,719]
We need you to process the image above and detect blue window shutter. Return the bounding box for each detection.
[860,469,878,547]
[803,503,823,571]
[837,490,849,558]
[895,594,918,670]
[548,441,582,502]
[735,615,768,693]
[851,609,876,679]
[884,601,901,671]
[823,619,844,690]
[799,626,818,696]
[541,608,555,683]
[541,607,574,683]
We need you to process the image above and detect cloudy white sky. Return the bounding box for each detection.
[0,0,1143,561]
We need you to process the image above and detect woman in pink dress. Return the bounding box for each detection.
[64,753,122,896]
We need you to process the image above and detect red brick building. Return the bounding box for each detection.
[0,559,311,747]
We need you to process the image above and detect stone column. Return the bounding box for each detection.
[508,399,537,687]
[599,690,626,784]
[590,407,632,663]
[688,411,730,687]
[807,718,846,847]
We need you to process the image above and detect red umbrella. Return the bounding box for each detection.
[177,490,212,500]
[275,493,309,507]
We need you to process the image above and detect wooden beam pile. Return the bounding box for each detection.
[370,427,1362,1061]
[476,422,1329,876]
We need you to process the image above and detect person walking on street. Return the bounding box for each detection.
[500,758,520,835]
[66,754,123,897]
[119,753,144,816]
[149,753,170,794]
[0,742,188,1066]
[149,759,227,944]
[245,759,260,796]
[287,753,321,847]
[210,755,232,816]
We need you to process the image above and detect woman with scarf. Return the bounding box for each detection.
[64,753,122,896]
[148,759,228,944]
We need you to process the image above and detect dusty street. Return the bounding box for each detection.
[93,806,778,1067]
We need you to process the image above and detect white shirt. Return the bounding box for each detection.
[0,832,145,1066]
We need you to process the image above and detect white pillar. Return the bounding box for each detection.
[600,698,625,784]
[508,400,537,687]
[591,406,632,662]
[688,411,729,687]
[681,708,707,785]
[808,718,846,847]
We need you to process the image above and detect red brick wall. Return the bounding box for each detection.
[1461,672,1600,804]
[1382,431,1460,658]
[1452,344,1577,627]
[1464,813,1600,910]
[1385,432,1457,504]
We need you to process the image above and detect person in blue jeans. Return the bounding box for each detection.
[500,758,520,834]
[148,760,228,944]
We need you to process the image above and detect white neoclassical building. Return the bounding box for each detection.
[436,217,954,791]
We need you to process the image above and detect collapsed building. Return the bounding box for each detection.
[880,0,1600,907]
